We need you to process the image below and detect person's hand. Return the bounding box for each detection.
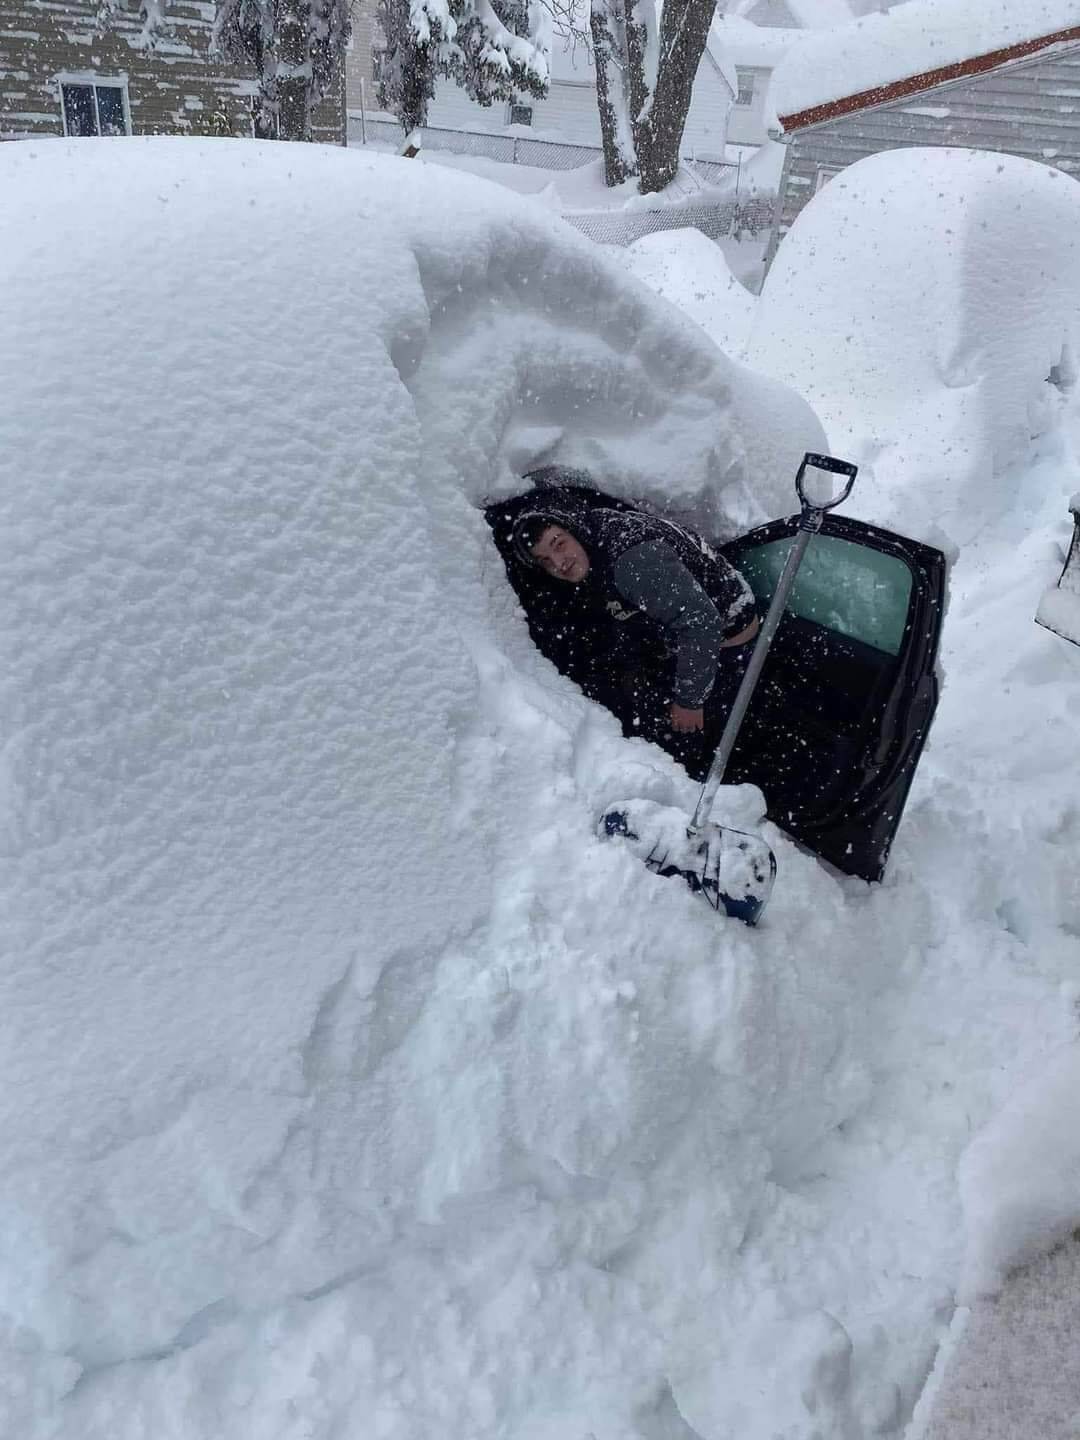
[670,703,704,733]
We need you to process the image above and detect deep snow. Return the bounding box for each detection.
[3,136,1080,1440]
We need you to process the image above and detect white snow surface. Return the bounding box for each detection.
[959,1043,1080,1297]
[771,0,1080,125]
[591,140,1080,1435]
[747,146,1080,543]
[621,229,758,359]
[4,136,1080,1440]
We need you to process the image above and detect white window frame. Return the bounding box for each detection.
[56,73,132,136]
[734,68,755,108]
[814,164,841,193]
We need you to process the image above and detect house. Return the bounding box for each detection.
[766,0,1080,262]
[347,21,735,166]
[714,15,806,148]
[0,0,345,143]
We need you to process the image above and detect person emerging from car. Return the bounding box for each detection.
[509,487,760,780]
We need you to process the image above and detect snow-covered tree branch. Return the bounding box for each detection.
[213,0,352,141]
[376,0,550,132]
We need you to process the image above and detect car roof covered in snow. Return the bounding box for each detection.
[771,0,1080,133]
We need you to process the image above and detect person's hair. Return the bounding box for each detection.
[512,513,561,568]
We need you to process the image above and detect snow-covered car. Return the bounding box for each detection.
[489,475,946,882]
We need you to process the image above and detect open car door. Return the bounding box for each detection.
[720,515,946,882]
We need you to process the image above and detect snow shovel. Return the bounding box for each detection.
[1035,497,1080,648]
[600,452,859,926]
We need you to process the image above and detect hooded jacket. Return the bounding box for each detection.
[512,499,757,708]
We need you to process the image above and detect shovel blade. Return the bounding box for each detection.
[601,800,776,926]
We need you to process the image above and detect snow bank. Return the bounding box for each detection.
[748,147,1080,541]
[959,1043,1080,1296]
[6,133,1079,1440]
[772,0,1080,126]
[5,137,916,1440]
[620,228,757,358]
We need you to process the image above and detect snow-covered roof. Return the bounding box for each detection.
[784,0,858,26]
[772,0,1080,131]
[733,0,852,25]
[711,13,808,71]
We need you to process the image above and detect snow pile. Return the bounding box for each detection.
[620,228,757,357]
[4,137,921,1440]
[748,147,1080,540]
[958,1042,1080,1296]
[771,0,1080,125]
[647,139,1080,1433]
[5,133,1080,1440]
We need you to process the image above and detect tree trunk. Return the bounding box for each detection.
[633,0,719,194]
[277,0,312,140]
[590,0,636,187]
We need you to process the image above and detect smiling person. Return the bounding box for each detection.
[510,496,759,776]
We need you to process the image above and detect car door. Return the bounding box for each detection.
[721,514,946,882]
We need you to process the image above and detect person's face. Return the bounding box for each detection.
[532,525,590,583]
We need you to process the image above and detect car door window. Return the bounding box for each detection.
[724,516,945,881]
[736,531,913,655]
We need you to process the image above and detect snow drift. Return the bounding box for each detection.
[2,138,905,1440]
[620,227,757,360]
[5,134,1080,1440]
[748,147,1080,540]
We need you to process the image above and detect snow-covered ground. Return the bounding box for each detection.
[3,136,1080,1440]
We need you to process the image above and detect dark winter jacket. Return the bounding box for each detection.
[511,498,757,707]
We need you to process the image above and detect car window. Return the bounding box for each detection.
[735,532,914,655]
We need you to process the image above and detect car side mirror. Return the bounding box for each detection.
[1035,498,1080,647]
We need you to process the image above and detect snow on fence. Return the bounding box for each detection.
[561,193,775,249]
[348,112,600,170]
[347,111,736,184]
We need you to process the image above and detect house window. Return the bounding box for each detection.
[735,68,755,107]
[60,79,130,136]
[508,102,533,127]
[815,165,841,192]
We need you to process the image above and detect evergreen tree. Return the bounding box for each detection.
[213,0,352,141]
[376,0,550,132]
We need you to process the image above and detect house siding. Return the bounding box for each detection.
[768,46,1080,262]
[428,59,730,160]
[728,65,772,146]
[425,76,602,146]
[0,0,344,143]
[349,29,729,162]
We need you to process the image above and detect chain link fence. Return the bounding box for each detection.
[562,193,775,248]
[346,111,772,249]
[349,112,603,170]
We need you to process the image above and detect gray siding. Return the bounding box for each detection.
[768,46,1080,263]
[0,0,344,143]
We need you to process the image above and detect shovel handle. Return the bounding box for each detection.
[689,452,858,834]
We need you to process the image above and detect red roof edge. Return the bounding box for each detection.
[779,25,1080,134]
